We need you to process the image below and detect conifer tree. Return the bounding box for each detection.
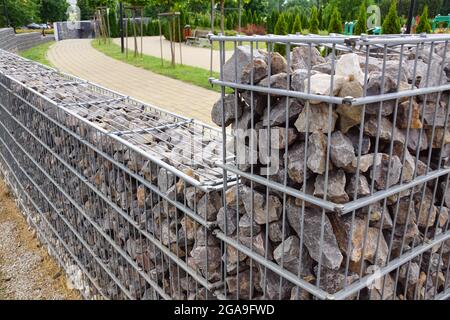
[382,0,401,34]
[328,7,343,33]
[291,14,302,34]
[416,5,432,33]
[309,7,320,34]
[354,0,367,35]
[274,14,288,56]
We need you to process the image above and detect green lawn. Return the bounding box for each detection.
[19,41,54,67]
[92,40,222,93]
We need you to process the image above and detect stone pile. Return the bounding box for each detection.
[211,43,450,299]
[0,51,229,300]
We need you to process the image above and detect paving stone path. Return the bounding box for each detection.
[47,39,219,125]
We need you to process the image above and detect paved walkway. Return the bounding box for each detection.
[112,36,233,73]
[47,39,219,125]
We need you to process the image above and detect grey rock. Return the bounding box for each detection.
[238,214,262,237]
[294,103,338,134]
[259,73,289,90]
[370,153,402,189]
[346,174,370,197]
[242,187,282,224]
[307,131,327,174]
[346,129,371,155]
[262,98,303,126]
[367,71,398,95]
[330,131,356,168]
[268,219,291,243]
[314,169,349,204]
[284,142,309,184]
[287,202,343,270]
[314,266,359,296]
[211,94,244,127]
[216,207,238,236]
[404,128,428,153]
[364,117,405,144]
[291,46,325,70]
[330,215,388,266]
[197,191,222,221]
[258,264,294,299]
[190,246,222,273]
[273,235,314,276]
[223,46,266,83]
[226,270,253,299]
[240,232,273,260]
[158,168,175,193]
[241,58,268,84]
[291,69,311,92]
[240,90,267,115]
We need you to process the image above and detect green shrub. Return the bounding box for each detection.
[416,5,432,33]
[354,0,367,35]
[274,14,288,56]
[328,7,343,34]
[268,10,279,34]
[309,7,320,34]
[291,15,302,34]
[382,0,401,34]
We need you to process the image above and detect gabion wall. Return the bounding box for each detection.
[0,32,449,300]
[209,33,450,300]
[0,49,229,300]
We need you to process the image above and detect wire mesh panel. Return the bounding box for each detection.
[209,33,450,300]
[0,49,232,300]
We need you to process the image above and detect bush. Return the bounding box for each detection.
[416,5,432,34]
[108,10,119,38]
[354,0,367,35]
[267,10,279,34]
[309,7,320,34]
[274,14,288,56]
[291,15,302,34]
[241,24,266,36]
[301,12,308,31]
[328,7,343,34]
[382,0,401,34]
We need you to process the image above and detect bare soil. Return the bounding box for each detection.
[0,178,81,300]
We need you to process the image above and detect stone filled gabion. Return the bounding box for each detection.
[211,41,450,300]
[0,50,229,300]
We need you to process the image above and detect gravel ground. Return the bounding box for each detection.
[0,179,80,300]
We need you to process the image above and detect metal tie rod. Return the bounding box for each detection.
[59,96,126,107]
[110,118,195,136]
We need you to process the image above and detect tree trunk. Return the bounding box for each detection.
[220,0,225,34]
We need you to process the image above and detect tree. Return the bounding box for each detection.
[1,0,39,29]
[38,0,69,23]
[300,12,308,30]
[382,0,401,34]
[77,0,95,20]
[309,6,319,34]
[108,8,118,37]
[267,9,279,33]
[354,0,367,35]
[328,7,342,33]
[274,13,288,56]
[220,0,225,33]
[291,14,302,34]
[416,5,432,33]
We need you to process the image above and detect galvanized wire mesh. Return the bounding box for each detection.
[0,49,230,300]
[209,33,450,300]
[0,33,449,300]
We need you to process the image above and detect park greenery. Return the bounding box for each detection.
[0,0,448,37]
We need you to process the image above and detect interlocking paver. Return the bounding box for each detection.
[47,39,219,125]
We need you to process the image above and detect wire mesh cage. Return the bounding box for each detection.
[0,49,233,300]
[208,33,450,300]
